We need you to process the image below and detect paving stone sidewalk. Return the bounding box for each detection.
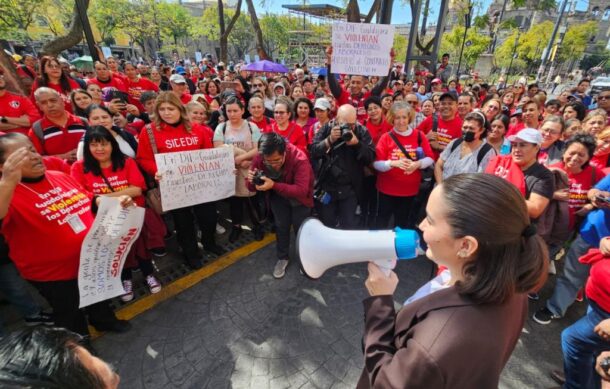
[94,244,584,389]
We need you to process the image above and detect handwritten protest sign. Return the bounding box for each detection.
[78,197,145,308]
[331,22,395,76]
[155,147,235,212]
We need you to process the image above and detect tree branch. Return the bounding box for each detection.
[363,0,381,23]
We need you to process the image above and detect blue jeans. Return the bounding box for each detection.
[0,262,42,336]
[547,234,592,317]
[562,300,610,389]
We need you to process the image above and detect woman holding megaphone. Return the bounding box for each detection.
[357,173,548,388]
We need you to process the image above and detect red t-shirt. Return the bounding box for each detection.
[136,122,213,176]
[271,122,308,155]
[249,116,275,134]
[365,118,393,145]
[28,114,87,157]
[70,158,147,207]
[179,93,192,105]
[375,130,434,197]
[112,71,129,84]
[337,90,371,124]
[416,114,463,159]
[590,154,609,171]
[125,77,159,112]
[30,78,80,113]
[86,76,127,93]
[506,121,525,137]
[0,92,40,134]
[1,171,94,281]
[43,156,71,174]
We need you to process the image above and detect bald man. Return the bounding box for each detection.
[310,104,376,229]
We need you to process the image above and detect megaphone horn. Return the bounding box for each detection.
[296,217,420,280]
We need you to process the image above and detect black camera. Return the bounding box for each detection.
[601,356,610,374]
[339,123,353,142]
[252,170,265,186]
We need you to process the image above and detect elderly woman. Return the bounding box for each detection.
[538,115,566,166]
[358,173,547,388]
[435,112,496,182]
[582,109,608,137]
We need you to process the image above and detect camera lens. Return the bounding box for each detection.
[341,129,353,142]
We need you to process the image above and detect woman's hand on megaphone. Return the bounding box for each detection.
[365,262,399,297]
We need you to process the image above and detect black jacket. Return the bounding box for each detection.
[310,121,375,200]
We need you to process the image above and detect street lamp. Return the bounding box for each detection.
[455,2,473,78]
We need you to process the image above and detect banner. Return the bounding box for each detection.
[331,22,395,76]
[155,147,235,212]
[78,197,145,308]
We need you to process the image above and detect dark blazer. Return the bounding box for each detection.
[357,286,528,389]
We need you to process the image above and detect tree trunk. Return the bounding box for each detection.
[40,0,89,57]
[218,0,242,63]
[363,0,382,23]
[0,47,26,95]
[346,0,361,23]
[245,0,269,60]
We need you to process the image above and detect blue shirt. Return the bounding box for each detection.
[580,174,610,247]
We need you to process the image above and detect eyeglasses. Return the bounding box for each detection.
[253,83,264,87]
[599,95,610,101]
[264,154,284,166]
[540,128,561,136]
[274,111,287,115]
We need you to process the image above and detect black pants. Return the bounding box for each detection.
[269,193,311,260]
[229,196,261,227]
[29,279,118,336]
[360,175,378,228]
[121,260,154,281]
[316,193,358,229]
[376,192,415,229]
[171,202,217,260]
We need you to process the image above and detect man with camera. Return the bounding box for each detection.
[247,133,314,279]
[310,104,376,229]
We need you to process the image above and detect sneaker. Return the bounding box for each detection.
[533,307,561,325]
[216,223,226,234]
[150,247,167,257]
[145,275,162,294]
[548,260,556,275]
[229,226,242,243]
[24,311,54,326]
[273,259,289,279]
[253,225,265,241]
[527,292,539,301]
[205,243,226,256]
[121,280,134,302]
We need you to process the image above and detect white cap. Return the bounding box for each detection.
[169,74,186,84]
[314,98,331,111]
[508,128,543,146]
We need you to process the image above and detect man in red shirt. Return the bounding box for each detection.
[416,91,463,159]
[325,46,394,124]
[106,56,128,84]
[507,100,540,136]
[15,54,37,94]
[29,88,87,163]
[0,71,40,135]
[87,61,127,93]
[302,78,316,102]
[169,74,192,105]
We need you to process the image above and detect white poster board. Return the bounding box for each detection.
[155,147,236,212]
[331,22,395,76]
[78,197,145,308]
[195,51,203,63]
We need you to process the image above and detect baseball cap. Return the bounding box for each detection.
[432,78,442,84]
[508,128,543,146]
[314,98,331,111]
[439,91,458,102]
[169,74,187,84]
[175,66,186,75]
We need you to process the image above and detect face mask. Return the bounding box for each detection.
[462,131,476,143]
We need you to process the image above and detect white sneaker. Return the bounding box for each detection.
[548,260,557,275]
[146,275,162,294]
[216,223,226,234]
[121,280,134,302]
[273,259,289,279]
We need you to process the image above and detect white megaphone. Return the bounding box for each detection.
[296,217,421,279]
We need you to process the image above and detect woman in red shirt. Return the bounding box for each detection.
[248,97,274,134]
[86,61,127,93]
[71,126,162,301]
[591,127,610,171]
[136,92,225,269]
[294,97,317,142]
[271,99,307,155]
[123,62,159,112]
[373,101,434,229]
[203,80,220,105]
[30,56,79,113]
[0,132,131,336]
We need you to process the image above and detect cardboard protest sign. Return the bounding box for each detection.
[331,22,395,76]
[78,197,145,308]
[155,147,235,212]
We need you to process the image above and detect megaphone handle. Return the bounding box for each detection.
[373,259,396,277]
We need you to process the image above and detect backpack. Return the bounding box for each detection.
[31,116,89,144]
[448,139,495,168]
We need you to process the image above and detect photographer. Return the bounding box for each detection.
[310,105,376,229]
[247,133,314,279]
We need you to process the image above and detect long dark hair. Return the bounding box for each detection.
[294,97,314,118]
[82,126,126,175]
[441,173,548,304]
[39,56,73,94]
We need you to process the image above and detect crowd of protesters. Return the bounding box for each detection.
[1,47,610,387]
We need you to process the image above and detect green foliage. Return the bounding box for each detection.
[90,0,131,44]
[558,21,598,62]
[393,34,408,62]
[0,0,44,39]
[439,26,492,68]
[198,5,253,59]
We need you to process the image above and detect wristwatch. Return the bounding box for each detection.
[0,116,7,124]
